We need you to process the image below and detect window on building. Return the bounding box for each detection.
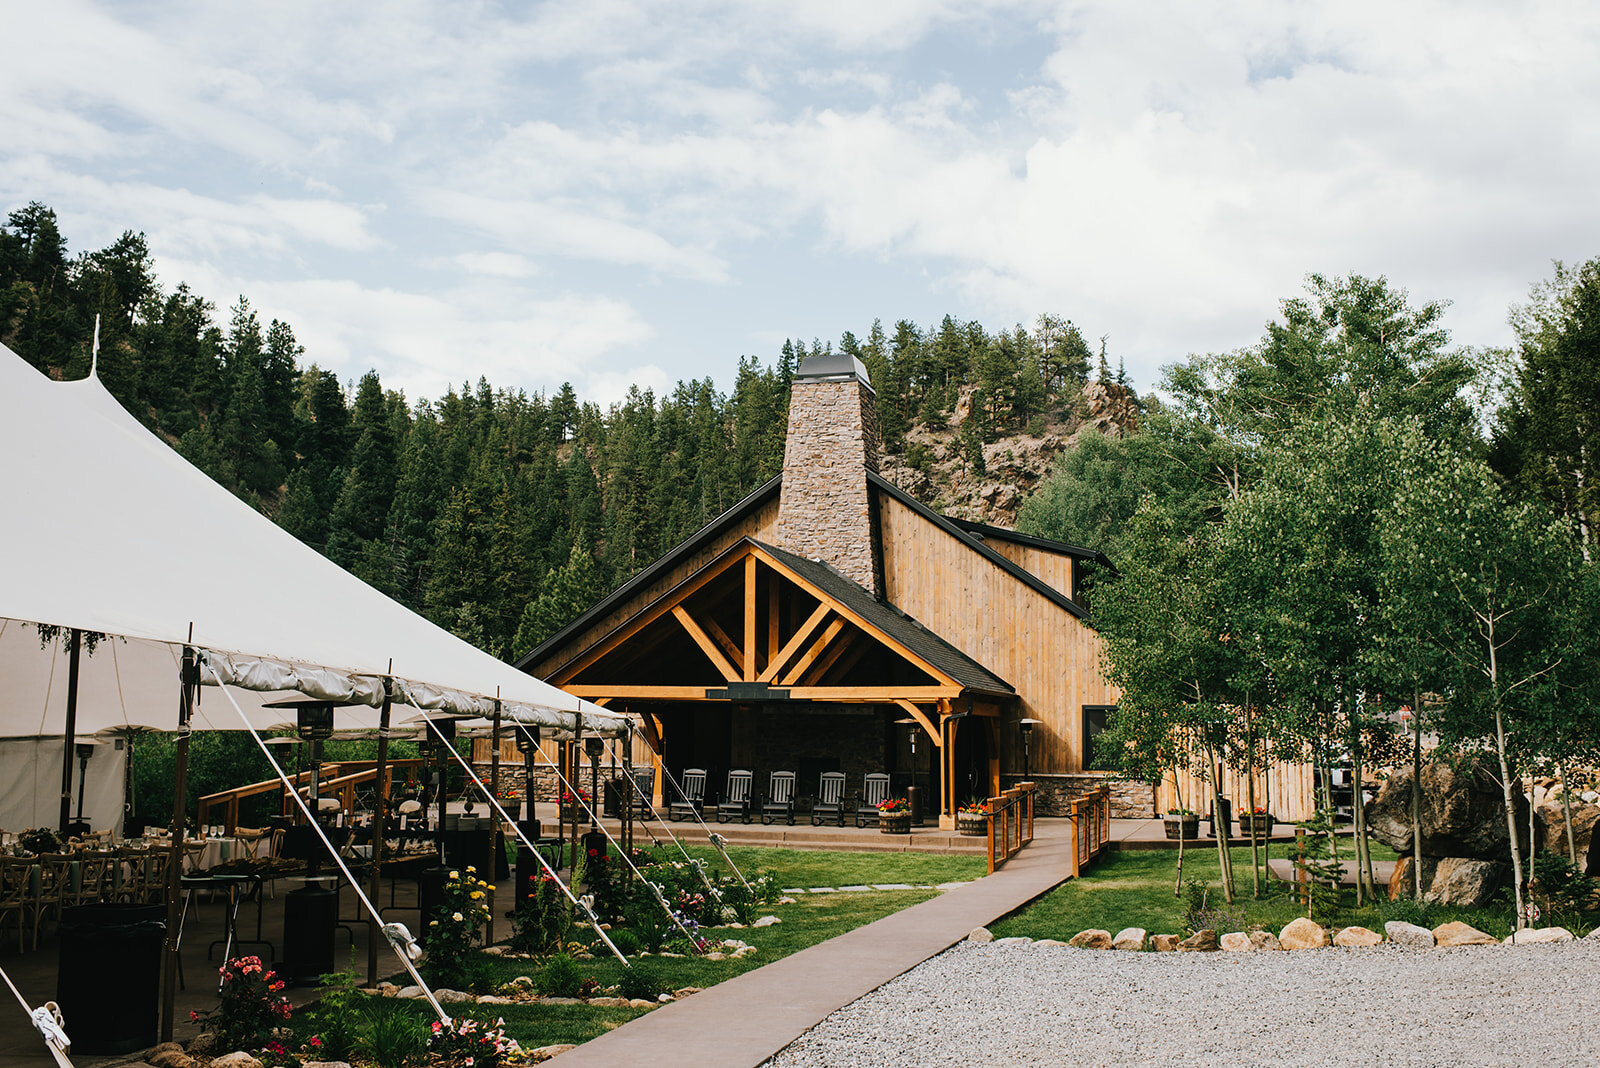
[1083,705,1118,772]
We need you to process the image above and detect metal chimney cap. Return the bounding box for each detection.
[794,353,873,391]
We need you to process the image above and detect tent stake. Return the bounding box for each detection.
[159,644,196,1042]
[366,674,393,987]
[58,628,82,835]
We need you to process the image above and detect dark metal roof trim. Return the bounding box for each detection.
[515,474,783,671]
[944,516,1116,569]
[866,471,1091,621]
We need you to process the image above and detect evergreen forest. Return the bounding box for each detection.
[0,202,1122,662]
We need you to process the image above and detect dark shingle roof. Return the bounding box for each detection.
[756,540,1013,696]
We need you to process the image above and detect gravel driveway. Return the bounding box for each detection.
[767,939,1600,1067]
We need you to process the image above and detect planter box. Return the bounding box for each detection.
[956,814,988,837]
[1238,814,1275,837]
[880,813,911,835]
[1163,817,1200,841]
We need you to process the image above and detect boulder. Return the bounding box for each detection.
[1384,921,1435,947]
[188,1035,218,1057]
[147,1052,194,1068]
[1333,925,1383,947]
[1506,926,1574,945]
[1536,801,1600,860]
[1177,930,1218,952]
[1150,934,1181,952]
[1367,756,1534,859]
[1035,938,1069,947]
[210,1055,263,1068]
[1279,917,1330,950]
[752,915,781,927]
[993,936,1034,946]
[1423,858,1506,908]
[301,1062,353,1068]
[1068,929,1113,949]
[1219,931,1253,952]
[1432,921,1497,946]
[967,927,994,943]
[396,985,423,999]
[434,989,474,1004]
[1248,930,1281,951]
[1112,927,1147,951]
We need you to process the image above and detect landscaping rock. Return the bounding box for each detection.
[1151,934,1181,952]
[752,915,781,927]
[527,1045,576,1063]
[396,985,423,999]
[1112,927,1147,951]
[1177,930,1218,952]
[586,996,630,1007]
[301,1061,352,1068]
[703,951,726,961]
[1368,756,1534,858]
[1433,921,1497,946]
[733,945,758,957]
[1035,938,1069,947]
[508,975,535,987]
[539,997,583,1006]
[993,936,1034,946]
[210,1054,263,1068]
[1536,801,1600,862]
[482,945,506,956]
[1506,926,1574,945]
[1279,918,1330,950]
[189,1034,218,1057]
[1068,929,1113,950]
[1334,926,1383,947]
[434,989,474,1004]
[658,993,673,1002]
[149,1053,195,1068]
[1219,932,1253,952]
[673,987,704,997]
[968,927,994,943]
[1424,857,1506,908]
[1248,931,1281,951]
[476,995,517,1004]
[628,998,657,1009]
[145,1044,189,1068]
[1385,921,1436,947]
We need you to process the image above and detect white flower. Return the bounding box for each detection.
[452,911,464,922]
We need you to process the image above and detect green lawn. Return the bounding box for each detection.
[990,839,1551,942]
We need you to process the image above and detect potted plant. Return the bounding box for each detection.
[1239,806,1274,837]
[955,802,988,836]
[18,827,63,856]
[878,797,911,834]
[559,788,591,821]
[496,785,523,822]
[1162,809,1200,841]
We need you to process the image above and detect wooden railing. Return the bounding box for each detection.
[986,782,1037,873]
[1067,785,1112,877]
[198,759,425,834]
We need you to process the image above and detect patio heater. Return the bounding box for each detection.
[410,713,458,944]
[67,739,103,834]
[264,699,339,985]
[1019,718,1041,782]
[514,725,542,838]
[894,717,926,827]
[583,734,608,859]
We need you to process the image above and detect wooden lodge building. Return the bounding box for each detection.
[516,354,1157,826]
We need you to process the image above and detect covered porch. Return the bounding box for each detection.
[549,539,1016,826]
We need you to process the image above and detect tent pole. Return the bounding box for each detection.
[488,696,500,945]
[58,628,82,835]
[366,674,393,987]
[159,644,197,1042]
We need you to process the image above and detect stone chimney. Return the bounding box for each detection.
[776,354,883,595]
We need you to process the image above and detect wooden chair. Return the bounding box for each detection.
[855,773,892,828]
[0,857,31,951]
[668,768,707,821]
[71,851,115,906]
[715,770,754,824]
[27,854,74,948]
[811,771,847,826]
[628,766,656,819]
[762,771,797,826]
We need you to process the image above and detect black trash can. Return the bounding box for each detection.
[281,882,337,984]
[57,903,165,1055]
[1208,797,1234,838]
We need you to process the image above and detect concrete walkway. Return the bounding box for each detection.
[553,819,1081,1068]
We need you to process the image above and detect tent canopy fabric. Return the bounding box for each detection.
[0,344,626,739]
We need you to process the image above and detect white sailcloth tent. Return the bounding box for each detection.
[0,342,624,830]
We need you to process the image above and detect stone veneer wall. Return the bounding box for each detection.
[735,705,885,803]
[776,376,882,594]
[1002,773,1156,819]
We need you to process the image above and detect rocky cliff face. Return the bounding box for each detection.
[879,380,1141,528]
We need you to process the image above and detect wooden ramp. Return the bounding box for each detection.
[552,819,1083,1068]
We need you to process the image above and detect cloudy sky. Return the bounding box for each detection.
[3,1,1597,405]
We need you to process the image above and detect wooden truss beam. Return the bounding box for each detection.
[779,618,846,686]
[563,684,962,702]
[894,699,942,748]
[744,555,758,681]
[759,602,831,683]
[671,605,740,682]
[798,630,855,686]
[699,615,745,674]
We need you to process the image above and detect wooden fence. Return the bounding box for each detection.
[986,782,1036,873]
[197,759,426,833]
[1067,785,1112,877]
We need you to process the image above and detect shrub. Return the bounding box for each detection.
[1375,895,1436,929]
[426,1015,517,1068]
[511,873,568,955]
[536,953,583,998]
[306,963,363,1061]
[608,929,642,957]
[422,867,493,990]
[191,956,292,1052]
[624,893,673,953]
[1178,879,1250,936]
[359,1007,428,1068]
[617,966,662,1002]
[1531,853,1599,926]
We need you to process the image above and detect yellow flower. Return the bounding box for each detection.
[466,866,477,873]
[449,871,459,880]
[470,891,484,900]
[487,885,496,891]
